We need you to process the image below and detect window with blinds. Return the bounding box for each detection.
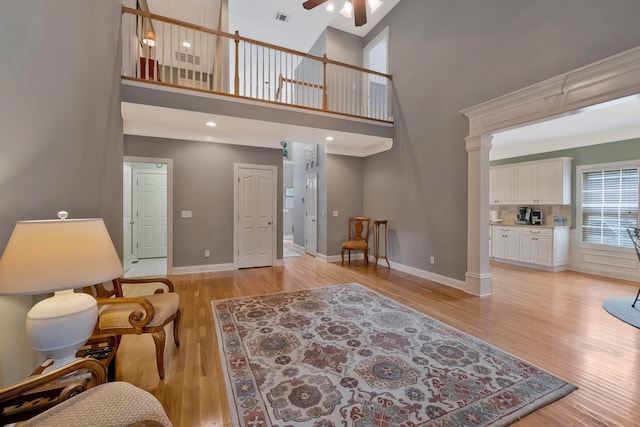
[580,165,639,248]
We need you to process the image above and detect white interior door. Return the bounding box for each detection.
[238,167,275,268]
[305,173,317,255]
[136,170,168,259]
[123,164,134,269]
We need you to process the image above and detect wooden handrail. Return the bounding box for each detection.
[275,74,324,102]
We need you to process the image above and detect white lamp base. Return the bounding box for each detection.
[26,290,97,371]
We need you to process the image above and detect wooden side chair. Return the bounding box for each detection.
[341,217,371,266]
[85,277,180,380]
[626,227,640,307]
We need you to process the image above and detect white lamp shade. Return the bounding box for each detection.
[0,218,123,295]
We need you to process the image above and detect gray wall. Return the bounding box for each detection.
[0,0,122,385]
[326,27,364,67]
[363,0,640,280]
[491,138,640,227]
[326,154,365,256]
[124,136,284,265]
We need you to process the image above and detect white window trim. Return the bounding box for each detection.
[576,159,640,252]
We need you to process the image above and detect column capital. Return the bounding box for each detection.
[465,134,492,152]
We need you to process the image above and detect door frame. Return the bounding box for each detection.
[233,163,278,269]
[124,156,173,275]
[305,172,318,255]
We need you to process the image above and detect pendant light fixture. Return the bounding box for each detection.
[142,28,156,47]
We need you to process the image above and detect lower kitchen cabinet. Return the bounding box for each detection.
[491,225,569,271]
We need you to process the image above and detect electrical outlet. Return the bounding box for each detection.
[205,249,210,257]
[430,256,435,264]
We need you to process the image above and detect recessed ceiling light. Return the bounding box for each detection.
[206,121,217,127]
[182,41,191,48]
[326,3,335,12]
[325,136,334,141]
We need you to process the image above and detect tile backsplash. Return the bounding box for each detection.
[490,205,572,227]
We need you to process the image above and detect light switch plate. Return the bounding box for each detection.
[181,210,192,218]
[332,210,338,217]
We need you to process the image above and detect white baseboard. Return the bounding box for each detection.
[172,263,235,275]
[171,255,466,293]
[569,264,640,283]
[385,258,466,291]
[318,253,466,292]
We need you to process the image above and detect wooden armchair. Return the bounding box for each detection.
[85,277,180,380]
[0,358,172,426]
[341,217,371,266]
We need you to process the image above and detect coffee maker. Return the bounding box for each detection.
[531,210,543,225]
[516,207,532,224]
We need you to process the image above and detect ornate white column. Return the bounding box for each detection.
[465,134,492,296]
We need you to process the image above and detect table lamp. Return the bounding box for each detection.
[0,212,123,371]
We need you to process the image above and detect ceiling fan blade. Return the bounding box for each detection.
[303,0,328,10]
[353,0,367,26]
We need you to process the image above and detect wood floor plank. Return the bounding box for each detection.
[115,256,640,426]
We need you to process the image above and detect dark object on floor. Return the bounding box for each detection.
[625,227,640,307]
[603,297,640,329]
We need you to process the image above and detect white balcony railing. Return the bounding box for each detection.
[121,6,393,122]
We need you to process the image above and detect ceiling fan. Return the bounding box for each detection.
[303,0,368,27]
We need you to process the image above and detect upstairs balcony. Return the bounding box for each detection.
[121,6,394,156]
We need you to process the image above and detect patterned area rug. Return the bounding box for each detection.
[212,284,576,426]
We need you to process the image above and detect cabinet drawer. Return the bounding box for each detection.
[518,227,553,236]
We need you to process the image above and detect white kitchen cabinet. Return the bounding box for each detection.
[518,228,553,266]
[513,158,572,205]
[491,226,519,261]
[491,225,569,271]
[489,166,514,205]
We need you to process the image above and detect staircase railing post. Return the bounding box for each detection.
[234,31,240,96]
[322,54,328,111]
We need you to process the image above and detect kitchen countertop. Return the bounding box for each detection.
[490,222,570,229]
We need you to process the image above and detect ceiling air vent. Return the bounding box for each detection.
[275,11,290,22]
[174,51,201,66]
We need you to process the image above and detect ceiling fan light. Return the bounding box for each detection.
[340,0,353,18]
[142,29,156,47]
[367,0,383,13]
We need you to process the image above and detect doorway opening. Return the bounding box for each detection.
[283,157,300,258]
[364,27,389,120]
[123,157,173,277]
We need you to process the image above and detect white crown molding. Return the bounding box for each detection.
[460,46,640,137]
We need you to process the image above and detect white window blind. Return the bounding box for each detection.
[581,166,639,248]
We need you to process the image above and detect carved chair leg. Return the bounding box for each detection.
[173,310,181,347]
[152,330,166,380]
[341,249,345,266]
[364,249,368,265]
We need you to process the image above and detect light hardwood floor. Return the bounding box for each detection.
[115,255,640,426]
